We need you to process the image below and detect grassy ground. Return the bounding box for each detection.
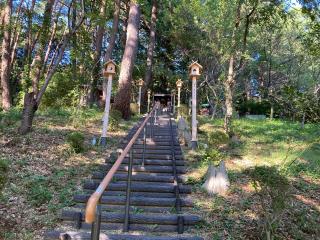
[0,107,139,240]
[184,117,320,240]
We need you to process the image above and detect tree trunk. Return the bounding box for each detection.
[121,2,130,49]
[301,112,305,129]
[141,0,157,108]
[19,92,38,134]
[114,2,140,119]
[102,0,120,102]
[18,0,84,134]
[71,3,77,77]
[89,1,107,106]
[0,0,12,110]
[29,0,55,96]
[224,56,235,137]
[223,1,241,137]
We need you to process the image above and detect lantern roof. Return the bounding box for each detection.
[188,61,203,70]
[104,60,116,68]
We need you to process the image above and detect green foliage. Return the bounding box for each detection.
[26,175,52,206]
[178,104,190,122]
[130,103,139,115]
[0,107,22,128]
[236,100,271,116]
[41,69,81,108]
[207,130,229,147]
[66,132,85,153]
[109,109,122,131]
[246,166,291,239]
[69,107,103,128]
[0,158,9,195]
[203,149,224,167]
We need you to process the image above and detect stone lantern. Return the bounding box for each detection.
[147,89,152,112]
[103,60,116,77]
[188,61,202,150]
[171,89,176,114]
[137,79,144,115]
[176,79,183,108]
[101,60,116,146]
[189,61,202,77]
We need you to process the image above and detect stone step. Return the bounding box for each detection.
[114,153,182,160]
[132,140,179,146]
[106,159,185,167]
[92,172,187,183]
[73,204,190,213]
[130,145,181,150]
[62,222,195,233]
[45,231,203,240]
[61,210,201,226]
[83,181,191,194]
[73,195,193,207]
[130,149,182,155]
[84,190,179,198]
[99,164,187,174]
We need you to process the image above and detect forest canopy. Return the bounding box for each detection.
[0,0,319,134]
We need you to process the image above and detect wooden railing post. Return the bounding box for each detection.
[91,205,101,240]
[142,126,146,167]
[123,149,133,232]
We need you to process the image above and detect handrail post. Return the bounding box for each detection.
[152,111,154,138]
[123,149,133,232]
[169,118,184,234]
[91,205,101,240]
[148,119,151,140]
[154,108,157,125]
[142,126,146,167]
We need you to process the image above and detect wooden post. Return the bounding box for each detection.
[138,86,142,114]
[189,62,203,150]
[147,89,151,112]
[177,88,181,107]
[137,79,144,115]
[191,76,197,149]
[172,90,176,114]
[101,60,116,146]
[176,79,183,117]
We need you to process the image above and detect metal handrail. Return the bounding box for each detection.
[85,107,155,224]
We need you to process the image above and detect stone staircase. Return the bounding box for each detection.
[45,113,203,240]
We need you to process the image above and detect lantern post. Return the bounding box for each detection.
[189,61,203,150]
[137,79,144,115]
[171,89,176,114]
[101,60,116,146]
[147,89,151,112]
[176,79,183,116]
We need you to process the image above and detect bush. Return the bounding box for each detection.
[202,149,224,167]
[246,166,291,240]
[236,100,271,116]
[178,104,190,120]
[0,159,9,195]
[130,103,139,115]
[66,132,85,153]
[109,109,122,131]
[0,107,22,127]
[41,70,80,108]
[26,175,52,206]
[207,130,229,147]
